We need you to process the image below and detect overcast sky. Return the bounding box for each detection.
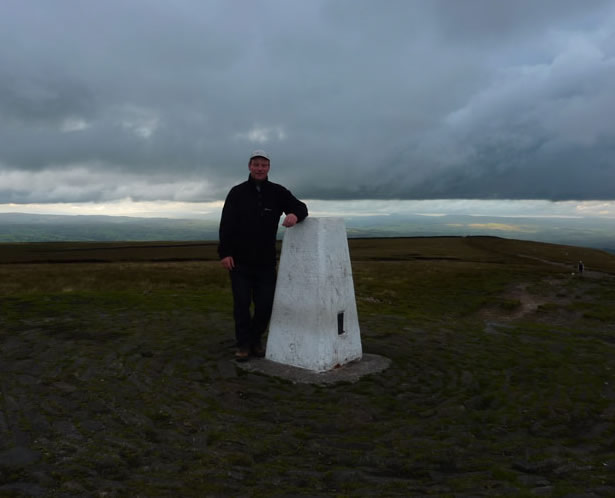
[1,0,615,210]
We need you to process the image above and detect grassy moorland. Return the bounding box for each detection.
[0,236,614,497]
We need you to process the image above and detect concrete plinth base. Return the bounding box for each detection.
[236,353,391,385]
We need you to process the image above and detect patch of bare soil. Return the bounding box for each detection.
[479,278,572,326]
[480,254,614,326]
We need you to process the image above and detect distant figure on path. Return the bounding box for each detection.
[578,260,584,273]
[218,150,308,361]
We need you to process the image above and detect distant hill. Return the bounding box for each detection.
[0,212,614,254]
[342,213,615,254]
[0,213,219,242]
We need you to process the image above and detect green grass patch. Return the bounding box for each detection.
[2,237,615,496]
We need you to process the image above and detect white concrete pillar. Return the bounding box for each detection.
[266,217,362,372]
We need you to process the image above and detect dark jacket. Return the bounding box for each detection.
[218,175,308,266]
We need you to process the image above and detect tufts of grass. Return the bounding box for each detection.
[2,237,615,496]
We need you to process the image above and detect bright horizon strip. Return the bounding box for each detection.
[0,199,615,220]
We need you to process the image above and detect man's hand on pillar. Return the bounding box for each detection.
[282,213,298,227]
[220,256,235,270]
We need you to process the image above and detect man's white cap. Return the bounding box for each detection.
[250,149,270,161]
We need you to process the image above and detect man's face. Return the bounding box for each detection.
[249,157,270,181]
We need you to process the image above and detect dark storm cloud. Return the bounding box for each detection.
[1,0,614,203]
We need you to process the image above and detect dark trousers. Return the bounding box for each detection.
[230,265,277,348]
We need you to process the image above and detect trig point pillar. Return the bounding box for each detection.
[266,217,362,372]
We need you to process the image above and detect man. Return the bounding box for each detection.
[218,150,308,361]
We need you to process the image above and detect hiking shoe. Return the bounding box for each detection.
[251,343,266,358]
[234,348,250,362]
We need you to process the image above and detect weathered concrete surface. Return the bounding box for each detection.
[267,217,362,372]
[236,353,391,385]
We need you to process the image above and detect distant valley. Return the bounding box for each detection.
[1,212,614,254]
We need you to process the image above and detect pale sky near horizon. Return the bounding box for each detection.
[2,198,615,221]
[1,0,615,215]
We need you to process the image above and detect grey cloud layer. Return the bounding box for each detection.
[1,0,614,203]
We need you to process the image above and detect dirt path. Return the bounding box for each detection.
[517,253,612,279]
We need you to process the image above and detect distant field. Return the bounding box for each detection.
[1,236,614,271]
[0,241,220,264]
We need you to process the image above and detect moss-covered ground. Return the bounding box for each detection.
[0,236,614,496]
